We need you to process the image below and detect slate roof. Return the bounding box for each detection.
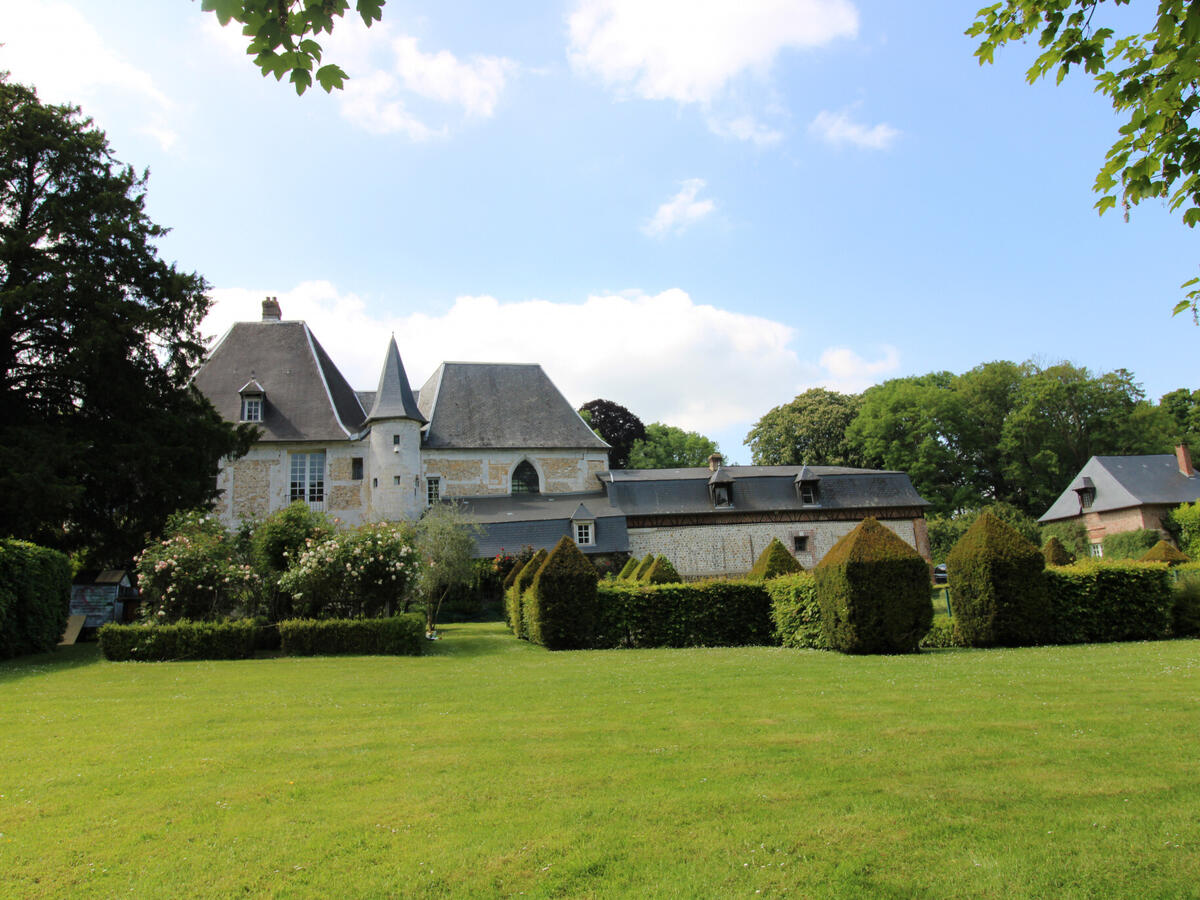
[366,336,426,424]
[195,321,367,441]
[454,491,627,556]
[417,362,609,450]
[600,465,928,517]
[1039,454,1200,522]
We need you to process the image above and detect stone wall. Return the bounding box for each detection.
[422,449,610,497]
[1079,504,1176,550]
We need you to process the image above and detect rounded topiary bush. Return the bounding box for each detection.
[748,537,804,579]
[1139,540,1189,565]
[528,536,600,650]
[642,555,682,584]
[1042,536,1075,567]
[947,513,1047,647]
[814,518,932,654]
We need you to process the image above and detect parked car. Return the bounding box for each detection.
[933,564,948,585]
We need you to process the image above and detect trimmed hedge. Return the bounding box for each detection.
[815,518,932,654]
[765,572,825,649]
[631,553,655,581]
[99,619,259,661]
[1101,528,1161,561]
[1042,536,1075,567]
[0,539,71,660]
[507,548,547,639]
[1172,564,1200,637]
[920,618,964,649]
[596,580,774,649]
[616,557,640,580]
[1043,562,1173,644]
[749,537,804,578]
[278,615,424,656]
[526,537,599,650]
[1140,540,1189,565]
[642,555,682,585]
[947,513,1047,647]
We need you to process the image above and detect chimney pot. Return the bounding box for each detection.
[707,452,724,472]
[1177,443,1194,477]
[262,296,281,322]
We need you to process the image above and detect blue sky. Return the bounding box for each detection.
[2,0,1195,460]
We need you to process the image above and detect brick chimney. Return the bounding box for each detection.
[1177,443,1195,476]
[261,296,281,322]
[708,452,724,472]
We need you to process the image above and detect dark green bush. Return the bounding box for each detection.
[278,615,424,656]
[99,619,259,661]
[1139,540,1189,565]
[765,572,825,649]
[642,555,682,584]
[526,537,599,650]
[1040,520,1090,559]
[947,513,1047,647]
[748,537,804,578]
[815,517,932,654]
[1102,528,1161,560]
[928,503,1043,564]
[596,580,774,649]
[1042,536,1075,567]
[0,539,71,660]
[616,557,640,580]
[1043,562,1173,644]
[1172,565,1200,637]
[508,548,547,639]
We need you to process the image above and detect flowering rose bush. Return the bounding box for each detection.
[277,521,417,618]
[135,510,260,622]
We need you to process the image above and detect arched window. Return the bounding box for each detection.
[511,460,540,494]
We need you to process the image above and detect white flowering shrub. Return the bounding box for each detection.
[277,521,417,618]
[135,510,260,622]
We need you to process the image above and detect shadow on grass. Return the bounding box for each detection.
[424,621,542,659]
[0,641,103,684]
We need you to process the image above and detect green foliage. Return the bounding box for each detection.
[1168,501,1200,558]
[968,1,1200,317]
[1043,562,1174,644]
[277,615,424,656]
[276,521,416,620]
[507,548,547,639]
[0,77,255,564]
[1040,519,1090,559]
[200,0,384,94]
[249,501,333,620]
[494,546,535,589]
[1101,528,1161,560]
[765,572,825,649]
[920,617,966,649]
[136,511,260,623]
[1042,536,1075,567]
[412,503,479,633]
[927,502,1042,564]
[0,539,71,660]
[745,388,864,467]
[947,513,1047,647]
[578,399,645,469]
[595,580,775,649]
[616,557,640,580]
[98,619,258,661]
[628,423,720,469]
[1172,565,1200,636]
[748,537,805,578]
[631,554,655,581]
[526,537,599,650]
[641,555,682,584]
[1140,540,1190,565]
[1159,390,1200,444]
[814,518,933,654]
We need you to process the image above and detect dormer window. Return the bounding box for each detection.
[1073,476,1096,511]
[708,466,735,508]
[238,378,266,423]
[795,466,820,506]
[571,502,596,546]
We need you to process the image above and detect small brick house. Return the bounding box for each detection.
[1038,445,1200,556]
[194,300,932,577]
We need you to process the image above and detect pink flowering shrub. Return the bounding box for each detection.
[135,510,260,622]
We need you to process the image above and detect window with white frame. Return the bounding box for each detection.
[1089,542,1104,558]
[289,451,325,505]
[427,477,441,506]
[574,521,595,546]
[240,396,263,422]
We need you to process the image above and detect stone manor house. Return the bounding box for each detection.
[194,299,932,577]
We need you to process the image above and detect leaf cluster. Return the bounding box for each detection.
[578,399,646,469]
[628,423,720,469]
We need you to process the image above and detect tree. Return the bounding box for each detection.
[745,388,864,467]
[926,502,1043,564]
[968,1,1200,318]
[413,502,479,636]
[628,423,719,469]
[1160,387,1200,444]
[578,399,645,470]
[200,0,385,94]
[0,78,255,563]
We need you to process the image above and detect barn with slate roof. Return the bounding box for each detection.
[195,299,932,576]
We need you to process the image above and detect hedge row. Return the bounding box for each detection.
[1043,562,1174,644]
[595,580,774,649]
[279,614,424,656]
[764,573,825,649]
[0,539,71,660]
[99,620,259,661]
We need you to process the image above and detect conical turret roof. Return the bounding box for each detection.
[367,336,426,424]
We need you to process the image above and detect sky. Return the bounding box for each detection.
[2,0,1196,461]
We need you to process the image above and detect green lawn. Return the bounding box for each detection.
[2,624,1198,898]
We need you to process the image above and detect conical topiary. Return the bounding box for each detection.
[508,547,548,639]
[1139,540,1189,565]
[748,537,804,578]
[947,513,1046,647]
[1042,536,1075,567]
[631,553,655,581]
[814,517,932,654]
[616,556,640,580]
[642,555,682,584]
[528,536,600,650]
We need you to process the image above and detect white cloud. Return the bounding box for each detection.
[0,1,177,148]
[808,108,899,150]
[339,72,447,140]
[203,282,900,439]
[706,115,784,147]
[567,0,858,106]
[391,36,514,118]
[643,179,716,237]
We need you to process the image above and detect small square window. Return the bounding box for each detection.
[351,458,364,480]
[393,475,402,486]
[241,396,263,422]
[1089,543,1104,558]
[574,522,594,546]
[793,535,808,553]
[800,485,818,505]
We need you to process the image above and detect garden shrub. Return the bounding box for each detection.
[815,517,932,654]
[501,547,535,591]
[508,548,547,638]
[1102,528,1161,560]
[920,617,965,649]
[765,572,825,649]
[928,503,1043,564]
[278,615,424,656]
[0,539,71,660]
[1139,540,1189,565]
[616,557,640,580]
[631,554,655,581]
[642,555,682,584]
[1168,501,1200,559]
[526,537,599,650]
[1042,536,1075,567]
[98,619,258,661]
[748,537,804,578]
[1043,562,1173,644]
[596,580,774,649]
[947,513,1047,647]
[249,502,334,621]
[1040,520,1090,560]
[1171,564,1200,637]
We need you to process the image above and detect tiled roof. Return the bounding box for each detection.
[454,491,627,556]
[1040,454,1200,522]
[366,336,426,424]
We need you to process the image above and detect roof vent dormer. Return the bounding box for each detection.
[262,296,281,322]
[708,465,734,508]
[795,466,821,506]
